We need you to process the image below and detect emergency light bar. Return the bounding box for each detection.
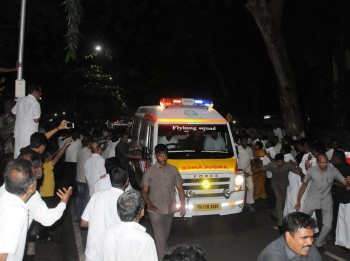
[160,98,213,108]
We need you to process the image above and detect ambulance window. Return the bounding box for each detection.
[225,132,233,154]
[157,124,234,158]
[131,119,141,143]
[149,126,154,153]
[139,121,149,148]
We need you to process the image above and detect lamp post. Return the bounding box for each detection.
[15,0,27,97]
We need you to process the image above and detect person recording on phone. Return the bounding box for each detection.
[19,120,70,157]
[64,129,82,191]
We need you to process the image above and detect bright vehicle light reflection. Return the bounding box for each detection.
[235,175,244,185]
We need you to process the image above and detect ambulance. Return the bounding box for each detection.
[129,98,245,217]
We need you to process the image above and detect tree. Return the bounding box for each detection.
[63,0,83,62]
[246,0,303,135]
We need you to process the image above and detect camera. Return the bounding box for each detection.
[66,122,74,129]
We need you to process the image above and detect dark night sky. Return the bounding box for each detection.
[1,0,350,128]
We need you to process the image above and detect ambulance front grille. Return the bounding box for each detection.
[182,176,232,198]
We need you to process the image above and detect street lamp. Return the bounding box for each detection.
[95,45,102,52]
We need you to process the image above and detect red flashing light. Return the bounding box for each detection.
[160,98,173,107]
[144,114,157,122]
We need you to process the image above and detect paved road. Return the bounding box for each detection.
[35,198,349,261]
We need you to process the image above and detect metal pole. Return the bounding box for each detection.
[17,0,27,80]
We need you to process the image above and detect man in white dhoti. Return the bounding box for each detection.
[281,144,301,217]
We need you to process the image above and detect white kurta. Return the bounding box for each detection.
[11,94,41,158]
[0,185,66,226]
[263,147,276,178]
[204,136,225,151]
[0,190,28,261]
[104,141,119,159]
[325,148,334,161]
[335,203,350,248]
[298,153,317,213]
[76,147,92,183]
[65,138,82,162]
[96,221,158,261]
[81,187,124,261]
[158,136,179,149]
[283,153,301,216]
[84,154,108,197]
[237,145,254,204]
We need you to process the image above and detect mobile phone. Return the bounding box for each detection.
[66,122,74,129]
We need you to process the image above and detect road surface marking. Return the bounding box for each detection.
[324,251,347,261]
[71,203,85,261]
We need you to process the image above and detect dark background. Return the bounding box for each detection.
[1,0,350,130]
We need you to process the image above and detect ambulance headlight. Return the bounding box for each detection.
[201,179,211,190]
[235,175,244,185]
[234,175,244,191]
[186,189,195,198]
[223,188,233,199]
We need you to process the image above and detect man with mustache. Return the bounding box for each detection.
[258,212,321,260]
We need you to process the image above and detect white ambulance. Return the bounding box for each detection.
[130,98,245,217]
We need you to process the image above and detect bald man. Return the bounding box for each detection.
[295,154,350,248]
[84,142,111,197]
[0,159,37,261]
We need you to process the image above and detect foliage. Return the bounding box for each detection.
[63,0,83,62]
[2,0,349,128]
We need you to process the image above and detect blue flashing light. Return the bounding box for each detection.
[194,99,213,108]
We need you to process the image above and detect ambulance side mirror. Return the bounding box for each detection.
[142,147,151,160]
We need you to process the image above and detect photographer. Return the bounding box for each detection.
[64,129,82,191]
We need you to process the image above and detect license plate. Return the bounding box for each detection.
[194,203,221,211]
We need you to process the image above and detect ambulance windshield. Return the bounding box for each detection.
[157,124,234,159]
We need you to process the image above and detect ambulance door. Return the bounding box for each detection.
[130,119,154,190]
[130,118,142,147]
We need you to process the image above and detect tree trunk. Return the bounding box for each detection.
[246,0,303,136]
[203,44,229,98]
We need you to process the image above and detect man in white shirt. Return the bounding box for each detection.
[96,190,157,261]
[64,130,82,190]
[0,123,72,240]
[81,162,129,261]
[238,136,255,211]
[273,125,285,142]
[325,139,339,161]
[0,145,72,228]
[263,139,276,210]
[74,137,92,222]
[84,142,111,197]
[158,131,178,149]
[12,84,42,158]
[0,159,37,261]
[204,131,225,151]
[104,132,120,158]
[272,136,282,154]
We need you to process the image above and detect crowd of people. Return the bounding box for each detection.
[233,127,350,259]
[0,81,205,260]
[0,79,349,260]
